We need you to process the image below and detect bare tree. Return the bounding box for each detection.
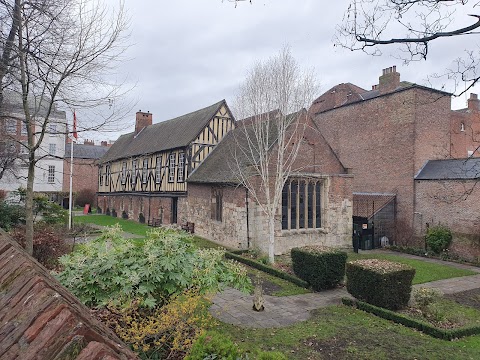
[335,0,480,95]
[0,0,129,254]
[231,47,317,263]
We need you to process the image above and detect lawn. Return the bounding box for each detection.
[219,305,480,360]
[347,252,477,284]
[73,214,224,249]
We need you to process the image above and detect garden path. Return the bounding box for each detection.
[211,253,480,328]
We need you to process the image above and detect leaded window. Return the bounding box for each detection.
[121,161,127,185]
[177,152,185,182]
[142,158,148,184]
[211,188,223,222]
[155,155,162,184]
[131,159,137,186]
[168,153,176,183]
[282,179,322,230]
[47,165,55,183]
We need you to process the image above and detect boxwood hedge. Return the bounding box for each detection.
[346,259,415,310]
[291,246,347,291]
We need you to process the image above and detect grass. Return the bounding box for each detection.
[218,305,480,360]
[347,252,477,284]
[74,214,225,249]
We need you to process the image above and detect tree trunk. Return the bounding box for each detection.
[25,158,35,255]
[268,213,275,264]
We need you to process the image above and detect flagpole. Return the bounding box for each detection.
[68,136,74,230]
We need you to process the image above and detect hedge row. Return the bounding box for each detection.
[225,252,309,288]
[346,259,415,310]
[291,246,347,291]
[342,298,480,340]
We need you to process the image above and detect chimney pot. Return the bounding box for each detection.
[468,93,480,111]
[135,111,153,135]
[378,65,400,95]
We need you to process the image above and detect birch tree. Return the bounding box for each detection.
[0,0,129,254]
[231,47,317,263]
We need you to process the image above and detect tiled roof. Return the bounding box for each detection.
[64,144,109,159]
[0,230,138,360]
[100,100,227,163]
[415,158,480,180]
[187,111,302,184]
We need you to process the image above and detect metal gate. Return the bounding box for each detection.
[353,193,396,250]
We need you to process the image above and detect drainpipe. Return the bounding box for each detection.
[245,187,250,249]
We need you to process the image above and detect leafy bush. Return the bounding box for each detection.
[186,331,240,360]
[0,201,25,230]
[57,225,251,307]
[346,259,415,310]
[12,224,70,269]
[33,195,68,225]
[413,287,443,311]
[75,188,95,207]
[426,226,452,254]
[113,290,215,359]
[291,246,347,291]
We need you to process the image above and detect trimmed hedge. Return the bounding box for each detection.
[346,259,415,310]
[225,252,309,288]
[342,298,480,340]
[291,246,347,291]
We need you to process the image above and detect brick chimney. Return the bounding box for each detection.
[101,141,108,147]
[84,139,94,145]
[135,111,152,135]
[468,93,480,111]
[378,66,400,94]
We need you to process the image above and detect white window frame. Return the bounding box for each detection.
[177,151,185,183]
[5,119,16,134]
[49,143,56,156]
[168,153,176,183]
[121,161,127,185]
[155,155,162,184]
[47,165,55,183]
[131,159,137,186]
[142,158,148,184]
[49,123,57,134]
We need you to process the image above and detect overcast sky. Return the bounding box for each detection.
[91,0,478,142]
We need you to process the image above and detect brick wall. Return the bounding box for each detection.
[415,179,480,261]
[314,87,452,239]
[97,194,185,225]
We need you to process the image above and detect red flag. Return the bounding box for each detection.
[73,111,78,140]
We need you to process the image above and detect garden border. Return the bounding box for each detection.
[342,297,480,340]
[225,251,309,289]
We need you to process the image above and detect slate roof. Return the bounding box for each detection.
[100,100,227,163]
[0,229,138,359]
[415,158,480,180]
[65,144,109,159]
[187,111,302,184]
[312,81,450,115]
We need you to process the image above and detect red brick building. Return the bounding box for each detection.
[63,142,109,207]
[312,66,480,254]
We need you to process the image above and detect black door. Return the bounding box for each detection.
[171,197,178,224]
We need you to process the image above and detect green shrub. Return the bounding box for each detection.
[34,197,68,225]
[75,188,95,207]
[291,246,347,291]
[0,201,25,230]
[426,226,452,254]
[346,259,415,310]
[186,331,240,360]
[412,287,442,311]
[57,225,251,307]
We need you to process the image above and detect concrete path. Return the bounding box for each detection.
[211,252,480,328]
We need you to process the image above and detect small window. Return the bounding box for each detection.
[177,152,185,182]
[468,150,474,157]
[155,155,162,184]
[121,161,127,185]
[49,123,57,134]
[461,123,465,132]
[168,153,176,183]
[99,168,103,186]
[47,165,55,183]
[211,188,223,222]
[106,165,110,186]
[142,158,148,184]
[49,143,56,156]
[131,159,137,186]
[5,119,16,134]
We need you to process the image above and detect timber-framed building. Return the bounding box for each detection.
[97,100,235,225]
